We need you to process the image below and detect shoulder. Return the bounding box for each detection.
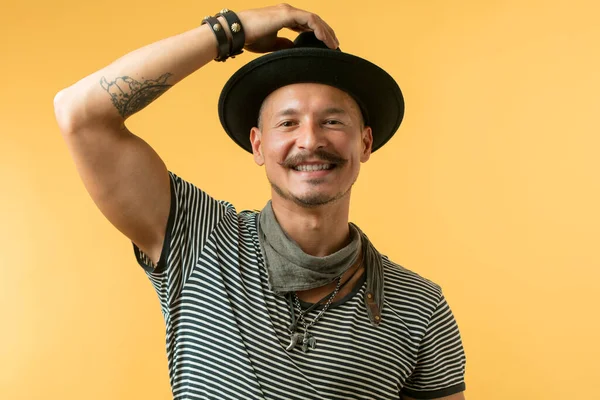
[382,256,442,295]
[381,255,443,319]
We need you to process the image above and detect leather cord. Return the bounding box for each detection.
[216,9,245,59]
[202,16,229,62]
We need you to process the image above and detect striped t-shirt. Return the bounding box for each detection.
[133,171,466,399]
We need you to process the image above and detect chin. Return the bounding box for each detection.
[271,183,351,209]
[293,193,341,208]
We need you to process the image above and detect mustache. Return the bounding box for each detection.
[279,149,348,168]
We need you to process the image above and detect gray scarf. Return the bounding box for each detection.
[257,201,384,325]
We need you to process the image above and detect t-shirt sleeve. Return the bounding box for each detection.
[132,171,233,315]
[401,292,467,399]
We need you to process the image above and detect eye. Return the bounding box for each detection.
[279,120,297,127]
[324,119,342,125]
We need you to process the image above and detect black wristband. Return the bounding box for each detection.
[215,8,245,59]
[202,16,229,62]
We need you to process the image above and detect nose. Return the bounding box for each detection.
[296,122,327,151]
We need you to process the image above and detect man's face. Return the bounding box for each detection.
[250,83,373,208]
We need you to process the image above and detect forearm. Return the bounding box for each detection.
[55,22,220,132]
[54,4,340,134]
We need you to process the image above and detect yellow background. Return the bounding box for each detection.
[1,0,599,398]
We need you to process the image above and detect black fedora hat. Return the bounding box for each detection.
[218,32,404,153]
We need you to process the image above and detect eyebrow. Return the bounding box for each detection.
[273,107,349,118]
[322,107,348,116]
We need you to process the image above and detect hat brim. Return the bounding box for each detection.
[218,48,404,153]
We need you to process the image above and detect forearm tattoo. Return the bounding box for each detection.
[100,73,173,118]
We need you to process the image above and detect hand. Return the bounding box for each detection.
[236,4,339,53]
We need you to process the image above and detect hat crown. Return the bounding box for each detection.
[293,31,341,52]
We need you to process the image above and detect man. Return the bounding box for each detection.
[54,4,466,399]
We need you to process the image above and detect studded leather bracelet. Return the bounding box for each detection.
[215,8,245,59]
[202,15,229,62]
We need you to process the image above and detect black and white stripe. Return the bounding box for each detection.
[133,172,466,399]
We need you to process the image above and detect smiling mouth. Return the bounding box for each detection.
[292,164,336,172]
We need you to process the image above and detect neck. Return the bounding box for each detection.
[270,195,351,257]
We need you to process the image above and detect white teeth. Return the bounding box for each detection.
[294,164,332,172]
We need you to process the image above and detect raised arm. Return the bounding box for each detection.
[53,4,338,265]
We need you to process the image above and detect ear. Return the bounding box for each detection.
[250,127,265,166]
[360,126,373,162]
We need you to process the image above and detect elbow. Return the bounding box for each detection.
[54,76,127,139]
[53,88,79,136]
[53,87,122,136]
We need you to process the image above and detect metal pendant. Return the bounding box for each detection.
[286,332,303,352]
[301,333,317,353]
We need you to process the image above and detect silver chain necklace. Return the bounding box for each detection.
[286,276,342,353]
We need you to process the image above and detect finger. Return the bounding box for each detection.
[308,19,335,49]
[286,10,337,49]
[321,20,339,48]
[312,26,330,46]
[314,15,339,48]
[290,23,312,33]
[318,25,337,49]
[311,16,338,49]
